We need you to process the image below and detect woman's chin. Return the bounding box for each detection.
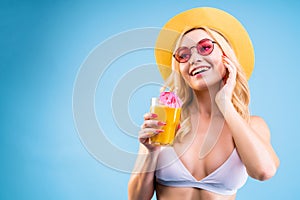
[189,79,222,91]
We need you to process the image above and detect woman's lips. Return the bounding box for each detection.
[190,66,211,76]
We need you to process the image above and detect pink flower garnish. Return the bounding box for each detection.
[159,91,182,108]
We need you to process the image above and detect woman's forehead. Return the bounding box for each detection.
[180,29,213,45]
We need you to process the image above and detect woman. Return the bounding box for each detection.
[128,7,279,200]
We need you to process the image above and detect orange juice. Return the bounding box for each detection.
[150,103,181,145]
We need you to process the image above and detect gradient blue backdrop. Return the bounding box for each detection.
[1,0,299,199]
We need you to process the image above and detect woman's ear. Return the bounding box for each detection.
[222,69,229,84]
[221,54,229,84]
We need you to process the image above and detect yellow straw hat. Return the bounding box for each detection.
[155,7,254,80]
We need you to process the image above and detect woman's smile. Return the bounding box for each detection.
[190,65,212,76]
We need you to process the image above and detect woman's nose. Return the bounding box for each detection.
[189,47,203,65]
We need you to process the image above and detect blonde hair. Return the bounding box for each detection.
[162,27,251,141]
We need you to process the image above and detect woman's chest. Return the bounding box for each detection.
[173,124,235,181]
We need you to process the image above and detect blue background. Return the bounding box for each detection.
[1,0,299,199]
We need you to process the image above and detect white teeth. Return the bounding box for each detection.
[192,67,210,76]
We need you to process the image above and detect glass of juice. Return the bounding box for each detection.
[149,97,181,146]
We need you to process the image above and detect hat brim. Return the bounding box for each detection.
[155,7,254,80]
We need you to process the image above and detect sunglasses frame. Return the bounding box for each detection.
[173,38,217,63]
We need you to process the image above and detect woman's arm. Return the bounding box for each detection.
[128,145,159,200]
[128,113,164,200]
[223,105,280,180]
[216,56,280,181]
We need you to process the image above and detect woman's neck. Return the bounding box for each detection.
[193,82,222,118]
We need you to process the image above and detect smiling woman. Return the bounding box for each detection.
[128,7,279,200]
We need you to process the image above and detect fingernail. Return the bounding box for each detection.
[155,129,164,133]
[151,113,158,118]
[158,121,166,126]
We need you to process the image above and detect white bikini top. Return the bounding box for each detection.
[155,147,248,195]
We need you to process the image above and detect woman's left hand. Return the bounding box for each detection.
[215,56,237,115]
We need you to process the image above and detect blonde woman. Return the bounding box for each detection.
[128,7,279,200]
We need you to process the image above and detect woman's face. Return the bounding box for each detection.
[177,29,226,91]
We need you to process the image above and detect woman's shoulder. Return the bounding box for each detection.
[250,115,271,140]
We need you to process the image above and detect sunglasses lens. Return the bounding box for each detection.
[174,47,191,63]
[197,39,214,55]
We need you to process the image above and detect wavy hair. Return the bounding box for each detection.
[161,27,251,141]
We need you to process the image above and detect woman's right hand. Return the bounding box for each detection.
[139,113,165,152]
